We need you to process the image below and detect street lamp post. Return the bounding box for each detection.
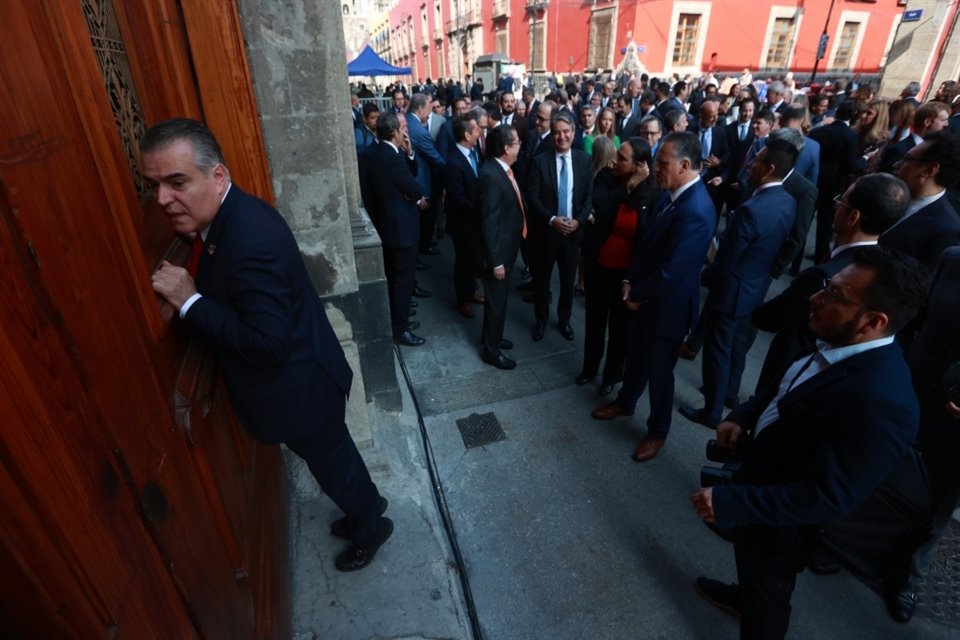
[810,0,838,84]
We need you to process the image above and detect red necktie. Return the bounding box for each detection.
[187,235,203,277]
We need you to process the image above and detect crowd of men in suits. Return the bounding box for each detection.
[353,70,960,639]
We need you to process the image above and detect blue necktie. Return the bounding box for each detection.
[558,155,569,217]
[469,148,479,176]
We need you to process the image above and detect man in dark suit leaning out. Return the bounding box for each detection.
[692,247,926,640]
[478,124,527,370]
[147,118,391,573]
[526,110,594,342]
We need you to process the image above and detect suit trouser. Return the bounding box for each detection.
[383,245,417,338]
[534,232,579,324]
[481,265,512,357]
[615,313,682,440]
[450,222,482,304]
[734,525,809,640]
[419,200,438,253]
[813,190,836,262]
[284,390,381,546]
[581,262,628,384]
[702,307,753,422]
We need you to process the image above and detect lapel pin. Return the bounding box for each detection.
[207,244,216,256]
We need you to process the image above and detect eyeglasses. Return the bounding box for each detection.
[819,278,872,310]
[639,130,660,137]
[832,195,853,210]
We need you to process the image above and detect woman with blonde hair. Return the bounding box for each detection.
[854,98,890,155]
[889,99,916,142]
[595,107,620,147]
[591,135,617,174]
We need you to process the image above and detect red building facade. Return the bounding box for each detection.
[375,0,908,82]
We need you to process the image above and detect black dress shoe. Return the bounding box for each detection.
[520,266,531,280]
[532,322,546,341]
[406,321,421,331]
[598,382,615,396]
[886,589,918,623]
[522,292,536,304]
[808,554,842,575]
[558,323,574,341]
[516,282,535,292]
[395,330,425,346]
[500,338,514,350]
[576,373,594,385]
[412,286,432,298]
[695,577,741,618]
[481,351,516,370]
[420,246,440,256]
[679,405,719,429]
[335,517,394,572]
[330,496,389,539]
[416,260,431,270]
[408,308,417,317]
[409,300,418,308]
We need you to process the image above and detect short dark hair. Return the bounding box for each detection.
[375,112,402,140]
[664,108,687,130]
[920,131,960,189]
[452,112,478,143]
[482,101,502,123]
[141,118,225,174]
[780,105,806,124]
[850,246,927,336]
[835,99,859,122]
[761,138,799,179]
[673,81,687,97]
[754,109,776,126]
[362,102,380,117]
[847,173,910,235]
[640,89,656,106]
[913,101,950,132]
[623,137,652,168]
[662,131,701,171]
[488,124,518,159]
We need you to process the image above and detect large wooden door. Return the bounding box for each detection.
[0,2,288,638]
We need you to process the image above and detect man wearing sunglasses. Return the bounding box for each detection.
[691,246,926,640]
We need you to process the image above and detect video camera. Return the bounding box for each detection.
[699,439,742,488]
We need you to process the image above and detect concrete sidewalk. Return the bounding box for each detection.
[289,236,958,639]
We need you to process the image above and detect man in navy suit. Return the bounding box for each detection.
[526,111,595,342]
[369,113,429,347]
[478,125,527,370]
[883,131,960,272]
[591,132,717,462]
[692,247,926,640]
[681,139,798,429]
[146,119,391,572]
[445,112,485,318]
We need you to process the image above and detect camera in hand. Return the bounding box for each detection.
[700,439,742,488]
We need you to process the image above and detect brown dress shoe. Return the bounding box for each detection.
[631,437,665,462]
[591,402,634,420]
[677,342,698,361]
[469,293,486,304]
[457,303,474,318]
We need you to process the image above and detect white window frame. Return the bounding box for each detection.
[665,1,712,76]
[759,6,803,70]
[827,10,870,71]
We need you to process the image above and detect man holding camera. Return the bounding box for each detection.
[690,247,926,640]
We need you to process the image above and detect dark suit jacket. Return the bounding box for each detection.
[878,134,917,174]
[713,343,919,530]
[584,172,657,262]
[435,118,457,161]
[725,121,755,177]
[405,113,445,194]
[617,112,641,140]
[368,141,422,248]
[517,129,554,187]
[794,135,820,185]
[624,179,717,338]
[808,121,859,197]
[771,171,819,278]
[690,122,731,182]
[478,159,525,269]
[444,146,481,230]
[525,149,594,243]
[702,185,796,317]
[879,195,960,272]
[184,186,353,444]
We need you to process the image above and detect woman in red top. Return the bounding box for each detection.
[577,138,658,395]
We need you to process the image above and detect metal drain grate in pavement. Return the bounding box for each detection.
[456,412,506,449]
[916,519,960,628]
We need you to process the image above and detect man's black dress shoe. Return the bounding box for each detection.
[598,382,615,396]
[808,554,842,575]
[500,338,514,350]
[408,308,417,317]
[406,321,420,331]
[416,260,431,270]
[412,286,432,298]
[420,246,440,256]
[335,517,394,572]
[481,351,516,370]
[886,589,918,623]
[516,282,535,293]
[395,330,425,346]
[697,385,738,410]
[531,322,546,341]
[559,323,574,341]
[576,373,595,385]
[330,496,388,539]
[679,405,719,429]
[409,300,418,308]
[520,266,531,280]
[695,577,741,618]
